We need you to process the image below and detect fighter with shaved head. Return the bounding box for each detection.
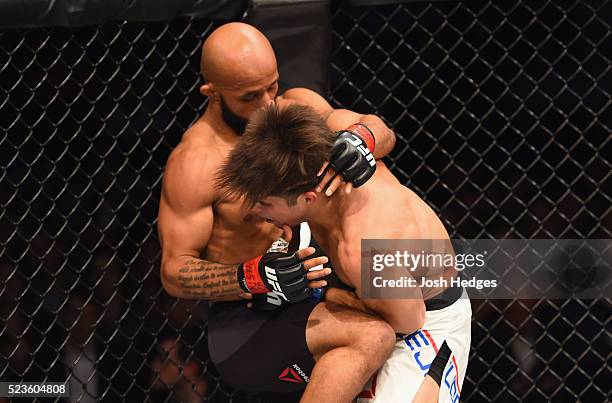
[158,23,398,401]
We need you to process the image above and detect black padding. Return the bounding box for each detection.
[244,0,331,96]
[0,0,247,28]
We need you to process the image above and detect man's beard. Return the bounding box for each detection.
[220,95,248,135]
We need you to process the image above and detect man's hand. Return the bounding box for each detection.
[316,124,376,196]
[241,247,331,311]
[246,261,330,311]
[238,246,329,302]
[238,225,330,310]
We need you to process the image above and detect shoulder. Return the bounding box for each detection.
[281,87,323,101]
[162,127,221,212]
[279,88,334,119]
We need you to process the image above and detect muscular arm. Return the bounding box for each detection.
[158,147,243,301]
[325,109,395,160]
[282,88,396,159]
[168,259,241,300]
[341,247,425,335]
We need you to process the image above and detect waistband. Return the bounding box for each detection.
[424,283,463,311]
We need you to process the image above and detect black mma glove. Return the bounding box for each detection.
[249,292,289,311]
[237,251,311,305]
[329,123,377,187]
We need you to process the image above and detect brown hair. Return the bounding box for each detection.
[216,103,334,206]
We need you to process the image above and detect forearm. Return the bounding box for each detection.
[325,288,424,334]
[358,114,396,159]
[365,299,426,335]
[161,257,243,300]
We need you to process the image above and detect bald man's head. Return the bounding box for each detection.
[200,22,277,88]
[199,23,279,136]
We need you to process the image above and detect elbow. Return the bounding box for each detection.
[390,301,426,335]
[160,261,181,298]
[388,128,397,151]
[366,114,395,155]
[380,120,396,153]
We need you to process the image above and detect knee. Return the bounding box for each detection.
[353,320,396,364]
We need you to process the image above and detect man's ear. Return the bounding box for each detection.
[303,191,318,204]
[200,82,218,100]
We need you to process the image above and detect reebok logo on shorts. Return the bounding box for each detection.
[278,364,309,383]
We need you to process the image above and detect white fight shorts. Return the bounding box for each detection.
[357,290,472,403]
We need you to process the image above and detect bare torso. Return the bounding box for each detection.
[174,118,282,265]
[158,87,395,300]
[174,88,360,263]
[208,199,280,263]
[310,162,456,301]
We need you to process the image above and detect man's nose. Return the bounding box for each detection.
[260,92,274,108]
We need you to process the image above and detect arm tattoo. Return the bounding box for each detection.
[175,259,242,299]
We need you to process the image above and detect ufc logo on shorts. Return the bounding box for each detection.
[265,266,289,301]
[405,331,460,403]
[346,135,375,167]
[444,361,460,403]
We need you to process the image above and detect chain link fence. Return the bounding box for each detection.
[1,0,610,402]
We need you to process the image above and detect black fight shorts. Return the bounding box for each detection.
[208,299,319,394]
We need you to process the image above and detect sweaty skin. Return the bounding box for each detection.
[158,23,398,403]
[254,162,458,335]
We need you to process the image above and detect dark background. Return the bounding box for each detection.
[1,0,610,402]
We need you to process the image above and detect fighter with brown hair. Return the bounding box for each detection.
[217,103,472,402]
[158,22,399,402]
